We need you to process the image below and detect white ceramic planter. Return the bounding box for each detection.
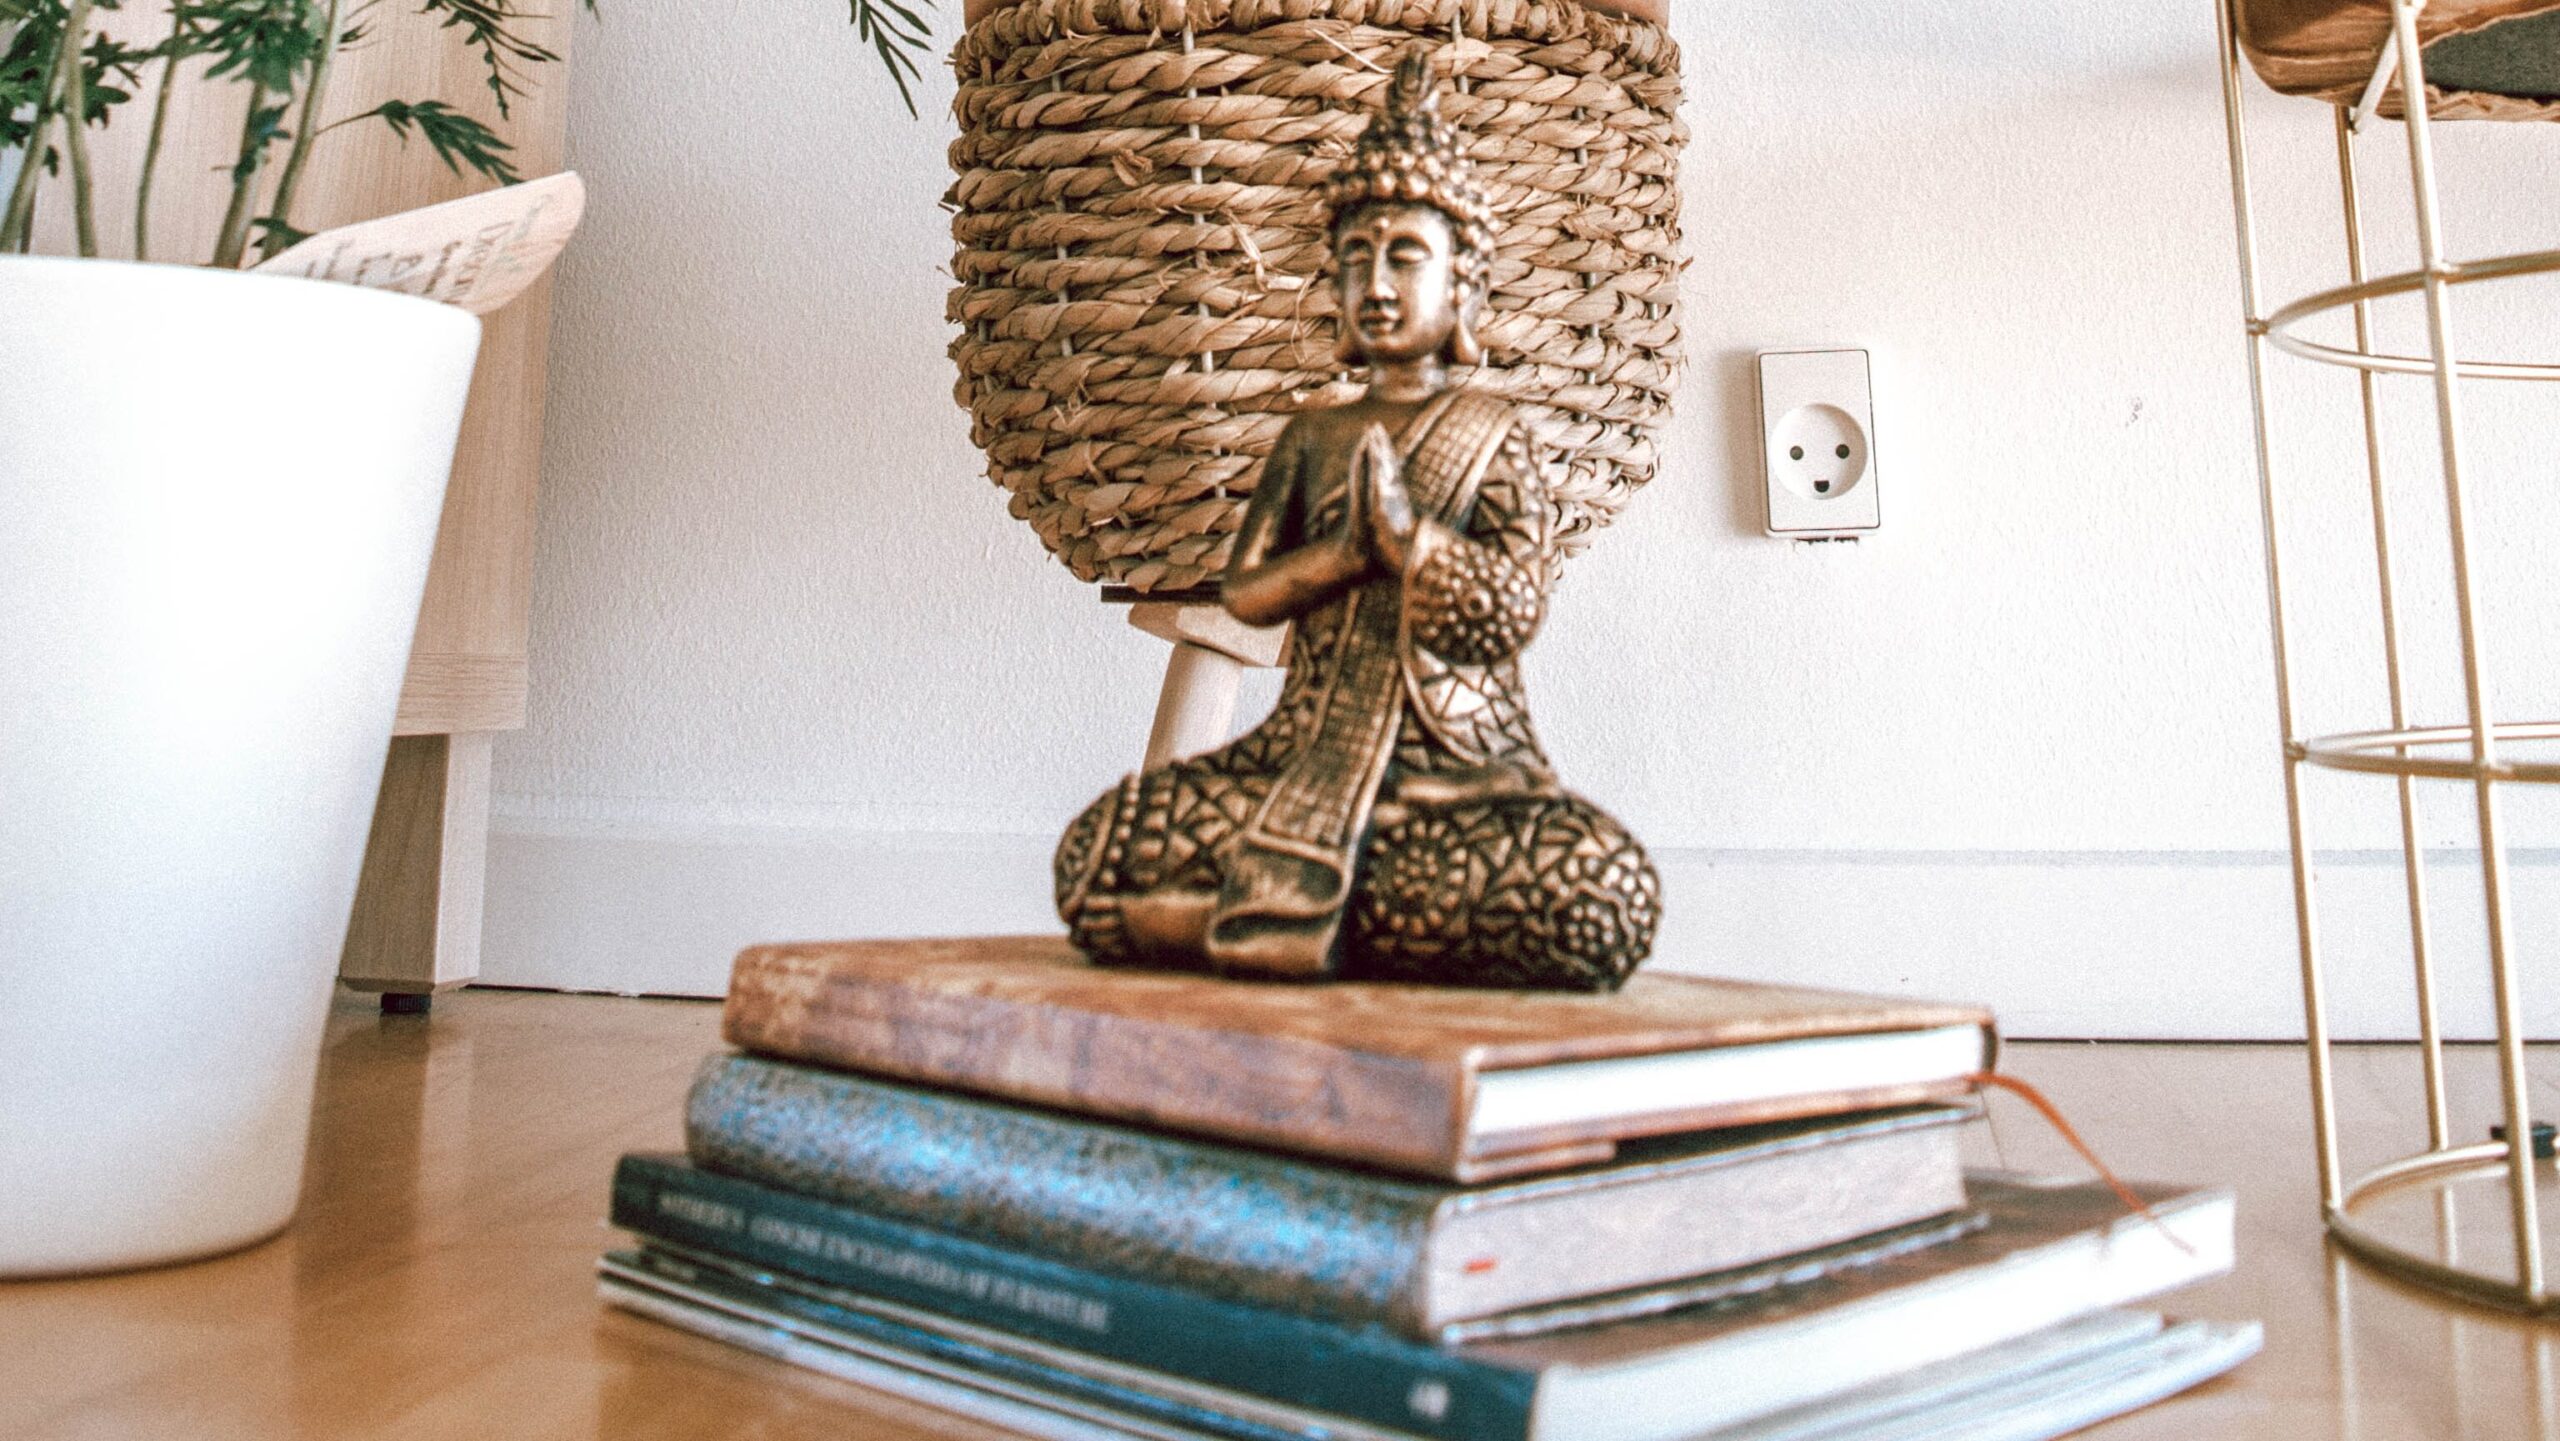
[0,257,481,1275]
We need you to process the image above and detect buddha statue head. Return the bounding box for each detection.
[1325,49,1500,370]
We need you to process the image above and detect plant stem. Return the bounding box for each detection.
[258,0,341,259]
[0,110,46,250]
[135,5,189,261]
[59,0,96,256]
[0,9,80,252]
[0,112,43,250]
[210,79,270,268]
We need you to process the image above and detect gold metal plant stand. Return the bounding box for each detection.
[2216,0,2560,1313]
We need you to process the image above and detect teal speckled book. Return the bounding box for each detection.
[683,1053,1971,1340]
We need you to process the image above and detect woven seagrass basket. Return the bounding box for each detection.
[947,0,1686,591]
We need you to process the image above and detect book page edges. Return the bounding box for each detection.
[1444,1140,1625,1184]
[1465,1077,1985,1170]
[1464,1020,1994,1162]
[1519,1184,2235,1440]
[1422,1117,1970,1332]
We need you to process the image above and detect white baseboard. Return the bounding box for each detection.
[480,822,2560,1041]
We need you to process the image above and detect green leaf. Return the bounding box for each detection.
[195,0,329,95]
[848,0,931,119]
[140,3,211,64]
[0,15,52,153]
[413,0,555,121]
[249,213,310,249]
[0,1,142,170]
[227,96,287,178]
[360,95,519,183]
[75,30,146,120]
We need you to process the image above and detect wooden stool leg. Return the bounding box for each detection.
[1127,600,1287,769]
[338,732,492,1012]
[1144,641,1246,768]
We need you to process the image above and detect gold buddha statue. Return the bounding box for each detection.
[1054,50,1660,991]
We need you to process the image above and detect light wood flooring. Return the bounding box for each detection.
[8,988,2560,1439]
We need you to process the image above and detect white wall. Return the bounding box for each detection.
[488,0,2560,1037]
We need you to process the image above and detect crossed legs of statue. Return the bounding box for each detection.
[1056,751,1659,992]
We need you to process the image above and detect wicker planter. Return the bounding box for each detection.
[948,0,1685,591]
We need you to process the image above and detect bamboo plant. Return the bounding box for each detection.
[0,0,931,264]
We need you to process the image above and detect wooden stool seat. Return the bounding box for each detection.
[2238,0,2560,117]
[1115,598,1287,769]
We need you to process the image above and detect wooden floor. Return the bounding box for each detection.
[8,990,2560,1440]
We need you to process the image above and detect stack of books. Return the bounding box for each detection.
[601,936,2257,1440]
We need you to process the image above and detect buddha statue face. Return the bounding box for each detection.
[1334,201,1466,367]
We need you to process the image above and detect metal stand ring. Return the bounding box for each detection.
[2299,720,2560,783]
[2264,246,2560,381]
[2330,1143,2560,1317]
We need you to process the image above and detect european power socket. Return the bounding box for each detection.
[1758,349,1880,539]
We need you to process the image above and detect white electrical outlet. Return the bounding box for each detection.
[1758,348,1880,538]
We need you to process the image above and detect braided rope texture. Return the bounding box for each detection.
[948,0,1686,591]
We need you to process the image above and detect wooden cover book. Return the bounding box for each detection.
[722,936,1996,1182]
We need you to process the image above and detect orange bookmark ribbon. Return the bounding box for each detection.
[1971,1071,2199,1259]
